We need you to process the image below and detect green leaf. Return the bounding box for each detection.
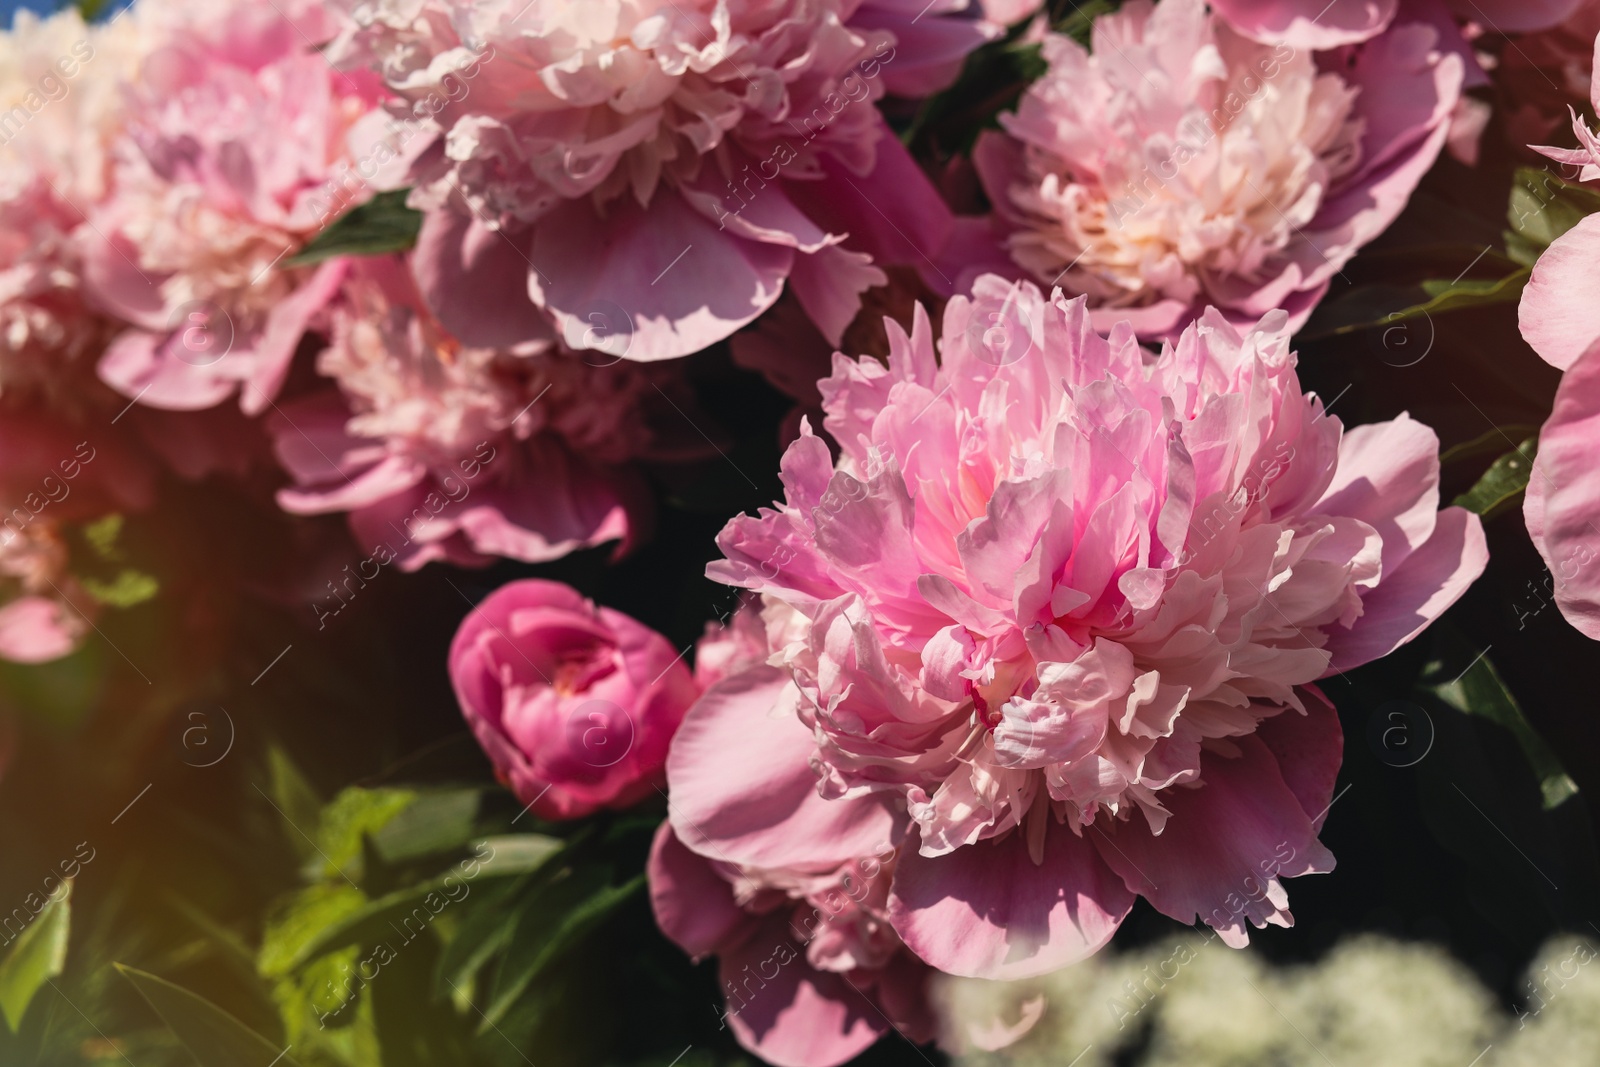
[315,787,418,877]
[1432,652,1579,809]
[370,789,484,865]
[81,514,127,561]
[483,871,644,1028]
[1506,164,1600,267]
[286,190,423,267]
[1452,437,1536,520]
[0,882,70,1031]
[79,569,159,609]
[116,964,304,1067]
[1439,425,1541,467]
[276,836,562,972]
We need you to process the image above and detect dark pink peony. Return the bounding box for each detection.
[328,0,998,361]
[689,276,1485,978]
[450,579,700,820]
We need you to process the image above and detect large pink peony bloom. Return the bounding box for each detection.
[691,275,1486,978]
[83,0,386,414]
[966,0,1463,341]
[329,0,998,361]
[1514,48,1600,639]
[270,255,688,571]
[450,578,701,821]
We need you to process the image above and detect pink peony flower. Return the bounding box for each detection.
[1208,0,1580,49]
[965,0,1463,341]
[269,255,697,571]
[329,0,998,361]
[83,0,386,414]
[1514,44,1600,640]
[449,578,701,821]
[651,669,932,1066]
[691,275,1486,978]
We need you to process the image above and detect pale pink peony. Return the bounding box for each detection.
[966,0,1463,341]
[83,0,386,414]
[270,255,695,571]
[0,7,148,405]
[687,275,1486,978]
[329,0,997,361]
[1513,43,1600,640]
[1208,0,1579,49]
[449,578,702,821]
[651,673,932,1066]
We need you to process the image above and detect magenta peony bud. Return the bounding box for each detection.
[449,579,698,821]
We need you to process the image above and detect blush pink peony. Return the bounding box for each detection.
[966,0,1463,341]
[328,0,998,361]
[270,255,688,571]
[83,0,386,414]
[687,275,1486,978]
[1514,43,1600,640]
[449,578,702,821]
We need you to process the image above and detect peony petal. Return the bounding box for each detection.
[412,209,553,350]
[666,666,904,870]
[1519,213,1600,371]
[647,820,753,961]
[1090,732,1335,946]
[1524,342,1600,639]
[1322,506,1487,672]
[530,191,793,363]
[888,819,1133,979]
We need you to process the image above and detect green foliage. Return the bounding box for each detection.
[286,190,424,267]
[117,965,304,1067]
[1505,164,1600,267]
[0,882,70,1031]
[1453,438,1537,520]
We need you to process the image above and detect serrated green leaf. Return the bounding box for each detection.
[0,881,70,1031]
[117,964,304,1067]
[1452,437,1536,520]
[1506,164,1600,266]
[483,871,644,1029]
[286,190,422,267]
[1432,652,1579,809]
